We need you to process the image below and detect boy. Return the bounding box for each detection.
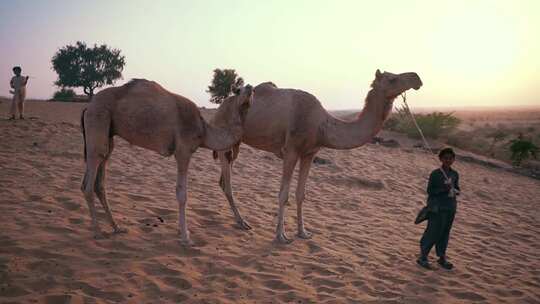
[9,66,29,120]
[417,147,460,270]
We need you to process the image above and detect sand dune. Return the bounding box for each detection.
[1,101,539,303]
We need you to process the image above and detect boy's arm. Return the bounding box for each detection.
[10,77,14,89]
[454,172,460,192]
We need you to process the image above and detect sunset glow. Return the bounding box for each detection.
[1,0,538,109]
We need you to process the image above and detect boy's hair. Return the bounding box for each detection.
[12,66,22,73]
[438,147,455,158]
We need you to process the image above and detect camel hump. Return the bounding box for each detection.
[255,82,278,91]
[124,78,158,89]
[121,78,170,95]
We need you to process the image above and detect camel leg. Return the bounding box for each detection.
[81,109,111,239]
[81,156,105,239]
[175,152,193,246]
[95,139,126,234]
[296,153,315,239]
[219,154,251,230]
[275,150,298,244]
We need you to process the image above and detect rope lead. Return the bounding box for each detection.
[400,92,451,181]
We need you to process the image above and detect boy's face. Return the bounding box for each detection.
[13,69,21,76]
[440,154,455,167]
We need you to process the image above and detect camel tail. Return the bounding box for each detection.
[81,108,87,162]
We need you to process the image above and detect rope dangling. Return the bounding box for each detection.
[400,92,452,184]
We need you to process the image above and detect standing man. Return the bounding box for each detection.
[417,148,460,270]
[9,66,29,120]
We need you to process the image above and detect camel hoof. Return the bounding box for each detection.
[180,237,194,247]
[113,227,128,234]
[275,233,293,244]
[93,231,107,240]
[236,219,252,231]
[297,230,312,239]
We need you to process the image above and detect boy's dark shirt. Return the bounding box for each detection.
[427,168,460,211]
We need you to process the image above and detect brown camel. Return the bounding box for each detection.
[216,70,422,243]
[81,79,253,245]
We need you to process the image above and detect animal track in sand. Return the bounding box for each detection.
[328,175,386,190]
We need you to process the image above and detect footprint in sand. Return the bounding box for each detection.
[148,206,176,216]
[474,190,492,200]
[27,194,43,201]
[307,241,322,254]
[332,176,386,190]
[69,217,84,225]
[75,281,125,302]
[142,262,184,276]
[263,279,293,291]
[44,225,76,235]
[162,276,193,290]
[312,277,346,289]
[44,294,77,304]
[0,284,30,297]
[126,193,150,202]
[301,263,338,276]
[56,196,80,211]
[447,290,486,301]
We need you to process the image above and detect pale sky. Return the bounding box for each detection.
[1,0,539,109]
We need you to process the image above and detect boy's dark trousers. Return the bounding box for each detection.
[420,208,455,258]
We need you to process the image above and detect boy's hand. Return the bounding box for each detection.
[444,179,452,190]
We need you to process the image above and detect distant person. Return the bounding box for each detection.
[417,147,460,270]
[9,66,29,120]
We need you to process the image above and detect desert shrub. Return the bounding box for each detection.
[469,137,492,154]
[487,129,509,156]
[386,105,461,139]
[509,136,538,166]
[52,88,76,101]
[446,131,469,147]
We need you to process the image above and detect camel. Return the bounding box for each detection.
[216,70,422,243]
[81,79,253,245]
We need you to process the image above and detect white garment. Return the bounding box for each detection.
[11,75,28,93]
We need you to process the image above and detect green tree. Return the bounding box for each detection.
[51,41,125,98]
[207,69,244,104]
[509,134,538,166]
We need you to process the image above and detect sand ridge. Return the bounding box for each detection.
[0,101,539,303]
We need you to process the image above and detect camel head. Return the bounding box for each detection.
[369,70,422,121]
[212,84,253,128]
[372,69,422,101]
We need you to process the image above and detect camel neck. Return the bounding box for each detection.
[202,118,243,151]
[321,90,389,150]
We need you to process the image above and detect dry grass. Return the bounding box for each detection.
[448,109,540,163]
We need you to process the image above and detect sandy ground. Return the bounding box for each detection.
[1,101,539,304]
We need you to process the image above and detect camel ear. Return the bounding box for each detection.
[232,86,241,95]
[244,84,253,99]
[375,69,382,79]
[238,85,252,117]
